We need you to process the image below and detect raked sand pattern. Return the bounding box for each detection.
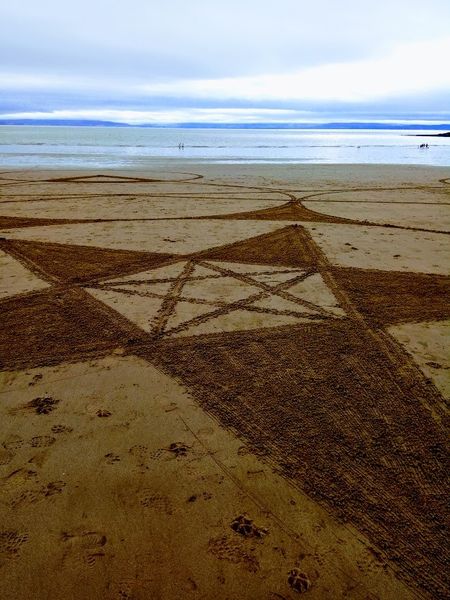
[0,165,449,600]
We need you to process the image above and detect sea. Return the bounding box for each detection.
[0,126,449,168]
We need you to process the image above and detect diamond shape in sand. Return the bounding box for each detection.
[85,260,345,338]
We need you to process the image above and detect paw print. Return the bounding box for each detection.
[288,569,311,593]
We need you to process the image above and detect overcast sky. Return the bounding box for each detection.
[1,0,449,124]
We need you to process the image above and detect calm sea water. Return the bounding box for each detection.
[0,126,449,168]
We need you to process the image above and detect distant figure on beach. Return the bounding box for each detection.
[178,142,185,150]
[419,143,429,149]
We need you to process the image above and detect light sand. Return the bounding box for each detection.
[304,223,450,274]
[0,197,283,221]
[0,220,296,254]
[304,199,450,231]
[388,319,450,399]
[0,250,49,299]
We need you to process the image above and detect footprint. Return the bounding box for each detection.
[356,547,385,575]
[105,453,120,464]
[42,481,66,497]
[2,436,24,451]
[61,530,107,569]
[51,425,73,434]
[1,468,38,497]
[187,491,212,503]
[129,445,149,471]
[10,489,41,508]
[167,442,189,458]
[28,373,43,386]
[30,436,56,448]
[288,569,311,593]
[23,396,60,415]
[84,551,106,568]
[230,514,268,538]
[148,448,164,460]
[208,535,259,573]
[97,410,112,418]
[129,445,148,458]
[9,480,66,508]
[0,530,29,562]
[139,490,173,514]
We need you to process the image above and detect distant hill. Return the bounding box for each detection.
[0,119,450,131]
[415,131,450,137]
[0,119,130,127]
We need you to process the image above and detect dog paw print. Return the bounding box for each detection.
[288,569,311,593]
[167,442,189,458]
[230,514,268,538]
[30,435,56,448]
[139,491,173,514]
[42,481,66,497]
[51,424,73,434]
[105,453,120,464]
[26,396,59,415]
[97,410,112,418]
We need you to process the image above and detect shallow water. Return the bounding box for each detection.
[0,126,449,168]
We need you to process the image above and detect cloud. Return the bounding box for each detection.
[0,108,308,125]
[137,38,450,103]
[2,0,450,79]
[1,1,449,123]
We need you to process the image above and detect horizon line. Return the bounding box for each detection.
[1,119,450,131]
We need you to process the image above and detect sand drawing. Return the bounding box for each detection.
[0,168,449,599]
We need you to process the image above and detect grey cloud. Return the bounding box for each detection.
[1,0,449,122]
[2,0,450,80]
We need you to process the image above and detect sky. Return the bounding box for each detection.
[1,0,450,125]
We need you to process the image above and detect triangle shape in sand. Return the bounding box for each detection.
[0,288,140,370]
[199,226,319,269]
[0,248,49,300]
[190,263,223,279]
[107,261,186,285]
[164,301,220,332]
[181,275,261,304]
[3,239,173,284]
[287,273,345,316]
[248,294,318,316]
[85,287,163,333]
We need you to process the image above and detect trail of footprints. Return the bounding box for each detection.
[1,466,66,509]
[2,390,315,594]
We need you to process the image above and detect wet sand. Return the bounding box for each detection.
[0,165,449,599]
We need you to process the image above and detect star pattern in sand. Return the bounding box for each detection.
[85,260,345,338]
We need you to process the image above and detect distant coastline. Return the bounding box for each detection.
[1,119,450,131]
[414,131,450,137]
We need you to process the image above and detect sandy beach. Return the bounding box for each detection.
[0,164,449,599]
